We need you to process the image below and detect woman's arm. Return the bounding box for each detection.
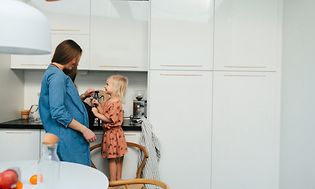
[68,119,96,142]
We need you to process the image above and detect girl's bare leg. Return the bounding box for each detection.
[108,158,117,181]
[116,156,124,180]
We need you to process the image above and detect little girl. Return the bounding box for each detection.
[91,75,128,181]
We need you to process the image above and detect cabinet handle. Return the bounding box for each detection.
[224,66,267,69]
[160,65,203,68]
[224,74,266,77]
[51,29,81,32]
[160,73,203,77]
[20,64,48,67]
[5,131,32,134]
[98,65,139,68]
[125,133,137,136]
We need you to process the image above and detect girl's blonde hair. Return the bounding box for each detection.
[108,75,128,101]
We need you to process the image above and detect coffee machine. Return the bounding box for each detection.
[131,95,147,125]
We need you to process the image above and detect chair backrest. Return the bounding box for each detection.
[90,141,149,178]
[109,178,169,189]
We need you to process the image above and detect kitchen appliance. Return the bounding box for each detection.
[131,98,147,125]
[91,90,104,106]
[91,90,104,127]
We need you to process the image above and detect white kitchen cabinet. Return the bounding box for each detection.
[90,130,141,179]
[150,0,214,70]
[11,34,90,70]
[11,0,90,70]
[148,70,212,189]
[0,129,41,161]
[28,0,90,35]
[90,0,149,71]
[122,132,142,179]
[211,72,280,189]
[214,0,282,71]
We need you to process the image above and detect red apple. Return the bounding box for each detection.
[0,169,19,189]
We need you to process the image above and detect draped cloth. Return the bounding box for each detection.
[138,117,161,189]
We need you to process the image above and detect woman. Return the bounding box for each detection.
[39,39,96,166]
[64,66,96,129]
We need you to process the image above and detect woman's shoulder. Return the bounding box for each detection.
[44,65,67,81]
[45,65,63,77]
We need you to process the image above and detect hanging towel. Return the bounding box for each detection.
[138,116,161,189]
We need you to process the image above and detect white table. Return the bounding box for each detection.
[0,160,108,189]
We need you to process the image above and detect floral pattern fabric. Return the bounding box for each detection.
[101,100,127,158]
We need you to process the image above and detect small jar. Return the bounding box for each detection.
[20,110,30,120]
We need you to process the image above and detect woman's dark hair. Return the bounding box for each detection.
[64,65,77,82]
[51,39,82,65]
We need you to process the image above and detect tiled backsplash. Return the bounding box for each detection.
[24,70,147,117]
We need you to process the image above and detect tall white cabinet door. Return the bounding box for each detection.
[0,129,41,161]
[148,71,212,189]
[150,0,214,70]
[212,72,280,189]
[90,0,149,71]
[214,0,282,71]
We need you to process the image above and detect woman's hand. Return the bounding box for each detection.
[84,88,95,97]
[80,88,95,100]
[81,127,97,143]
[68,119,97,143]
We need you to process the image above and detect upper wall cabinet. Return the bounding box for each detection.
[90,0,149,71]
[214,0,282,71]
[31,0,90,35]
[11,0,90,70]
[150,0,214,71]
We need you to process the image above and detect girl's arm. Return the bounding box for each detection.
[96,103,104,114]
[91,99,104,114]
[91,107,112,123]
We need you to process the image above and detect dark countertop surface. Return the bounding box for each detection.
[0,118,141,131]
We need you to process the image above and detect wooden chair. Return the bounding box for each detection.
[90,142,149,178]
[109,178,169,189]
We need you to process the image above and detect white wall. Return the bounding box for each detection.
[24,70,147,117]
[0,55,24,122]
[281,0,315,188]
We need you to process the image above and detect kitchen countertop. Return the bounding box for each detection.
[0,118,141,131]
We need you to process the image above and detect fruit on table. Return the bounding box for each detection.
[0,169,19,189]
[14,181,23,189]
[29,174,37,185]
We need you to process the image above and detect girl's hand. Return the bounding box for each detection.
[91,99,99,106]
[91,107,99,115]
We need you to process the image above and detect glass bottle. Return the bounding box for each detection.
[37,133,60,189]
